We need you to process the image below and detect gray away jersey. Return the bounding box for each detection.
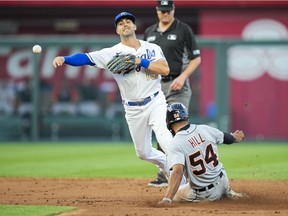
[167,124,225,189]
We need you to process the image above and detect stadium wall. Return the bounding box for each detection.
[0,2,287,141]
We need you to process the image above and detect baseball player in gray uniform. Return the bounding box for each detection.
[158,102,245,205]
[53,12,173,175]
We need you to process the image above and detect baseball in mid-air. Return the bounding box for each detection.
[32,45,42,54]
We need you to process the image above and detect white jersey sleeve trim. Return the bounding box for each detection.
[86,53,96,65]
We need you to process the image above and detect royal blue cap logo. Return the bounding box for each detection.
[114,12,136,27]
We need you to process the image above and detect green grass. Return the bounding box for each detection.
[0,205,75,216]
[0,141,287,216]
[0,142,287,180]
[218,143,288,180]
[0,142,156,178]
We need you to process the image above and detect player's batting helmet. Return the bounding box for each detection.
[166,102,189,130]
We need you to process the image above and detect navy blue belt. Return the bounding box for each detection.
[125,91,159,106]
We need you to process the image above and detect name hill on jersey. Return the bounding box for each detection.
[188,133,205,148]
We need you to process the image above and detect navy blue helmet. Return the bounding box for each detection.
[166,102,188,130]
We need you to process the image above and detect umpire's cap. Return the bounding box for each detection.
[115,12,136,27]
[156,0,174,11]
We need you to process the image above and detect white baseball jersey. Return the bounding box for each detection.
[87,39,173,172]
[168,124,225,189]
[87,40,165,102]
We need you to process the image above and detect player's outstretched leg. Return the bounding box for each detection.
[148,142,168,187]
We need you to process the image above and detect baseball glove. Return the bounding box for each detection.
[107,54,136,74]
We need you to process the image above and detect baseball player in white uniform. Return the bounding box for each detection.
[53,12,173,174]
[158,102,245,205]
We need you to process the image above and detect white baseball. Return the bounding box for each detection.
[32,45,42,54]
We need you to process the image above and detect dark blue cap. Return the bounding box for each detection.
[114,12,136,27]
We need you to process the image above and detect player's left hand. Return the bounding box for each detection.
[232,130,245,142]
[107,54,136,74]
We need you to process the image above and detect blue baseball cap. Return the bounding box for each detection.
[114,12,136,27]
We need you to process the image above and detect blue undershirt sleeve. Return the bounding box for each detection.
[64,53,95,66]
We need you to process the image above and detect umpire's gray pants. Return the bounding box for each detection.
[161,78,191,109]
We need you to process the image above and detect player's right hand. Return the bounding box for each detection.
[156,200,172,207]
[53,56,65,68]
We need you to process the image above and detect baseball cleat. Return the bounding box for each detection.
[148,171,168,187]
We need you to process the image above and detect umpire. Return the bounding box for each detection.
[144,0,201,187]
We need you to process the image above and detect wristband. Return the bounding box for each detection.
[162,197,172,203]
[139,58,150,69]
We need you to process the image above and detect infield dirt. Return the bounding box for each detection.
[0,178,287,216]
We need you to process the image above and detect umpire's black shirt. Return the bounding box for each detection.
[143,19,200,78]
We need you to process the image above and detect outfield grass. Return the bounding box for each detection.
[0,142,287,180]
[219,142,288,180]
[0,142,155,178]
[0,141,287,216]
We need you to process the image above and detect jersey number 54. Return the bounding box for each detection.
[188,144,219,175]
